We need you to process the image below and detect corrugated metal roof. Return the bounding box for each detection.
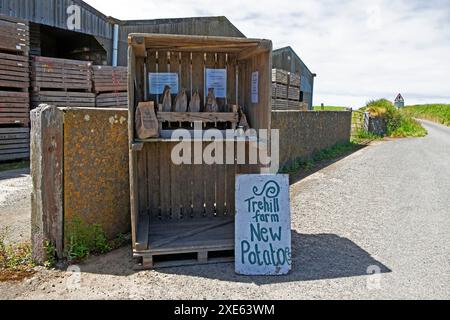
[273,46,314,76]
[0,0,113,38]
[0,1,245,41]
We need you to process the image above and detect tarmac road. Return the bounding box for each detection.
[0,120,449,299]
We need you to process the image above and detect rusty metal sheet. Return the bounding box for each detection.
[63,108,130,239]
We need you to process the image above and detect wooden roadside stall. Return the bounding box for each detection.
[128,33,272,268]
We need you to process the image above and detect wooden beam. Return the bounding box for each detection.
[30,104,64,263]
[157,112,238,123]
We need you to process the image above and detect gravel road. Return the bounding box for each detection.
[0,119,449,300]
[0,168,31,244]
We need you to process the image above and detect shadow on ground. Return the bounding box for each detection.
[80,231,391,284]
[288,143,368,186]
[0,168,30,181]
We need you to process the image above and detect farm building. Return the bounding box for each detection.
[0,0,317,163]
[0,0,244,65]
[273,46,316,110]
[1,1,313,88]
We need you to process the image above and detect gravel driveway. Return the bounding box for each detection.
[0,119,449,300]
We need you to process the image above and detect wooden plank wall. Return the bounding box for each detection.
[0,127,30,161]
[129,41,271,244]
[137,141,256,222]
[145,50,239,112]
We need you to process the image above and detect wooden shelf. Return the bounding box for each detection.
[134,129,259,144]
[157,112,238,124]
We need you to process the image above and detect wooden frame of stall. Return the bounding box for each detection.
[128,33,272,268]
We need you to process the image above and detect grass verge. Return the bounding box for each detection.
[65,217,129,264]
[280,141,359,174]
[401,104,450,126]
[352,130,383,144]
[0,227,35,282]
[360,99,428,138]
[313,106,349,111]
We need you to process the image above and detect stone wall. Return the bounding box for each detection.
[271,111,352,169]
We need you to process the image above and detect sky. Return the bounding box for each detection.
[84,0,450,108]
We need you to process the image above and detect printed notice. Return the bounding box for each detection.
[205,69,227,98]
[251,71,259,104]
[149,73,179,94]
[235,175,292,275]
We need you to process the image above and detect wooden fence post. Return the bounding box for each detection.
[30,104,64,264]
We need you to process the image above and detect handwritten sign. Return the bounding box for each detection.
[149,73,179,94]
[251,71,259,104]
[205,69,227,98]
[235,175,292,275]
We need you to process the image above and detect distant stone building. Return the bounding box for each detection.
[394,93,405,108]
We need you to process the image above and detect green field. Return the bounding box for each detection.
[401,104,450,126]
[313,106,349,111]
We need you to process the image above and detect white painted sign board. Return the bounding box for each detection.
[205,69,227,98]
[149,73,179,94]
[251,71,259,104]
[235,174,292,275]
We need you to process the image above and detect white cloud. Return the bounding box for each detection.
[85,0,450,107]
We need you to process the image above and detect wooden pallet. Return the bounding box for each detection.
[92,65,127,93]
[31,56,92,92]
[31,91,95,108]
[157,112,239,130]
[272,99,308,111]
[289,73,301,88]
[272,98,288,110]
[0,52,30,91]
[287,86,300,101]
[0,14,29,55]
[272,69,288,85]
[272,83,287,99]
[134,215,235,268]
[95,92,127,108]
[0,127,30,162]
[0,91,29,126]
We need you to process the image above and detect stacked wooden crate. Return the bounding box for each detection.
[271,69,306,111]
[30,56,95,108]
[0,15,30,161]
[0,128,29,161]
[287,72,303,110]
[93,66,128,109]
[272,69,289,110]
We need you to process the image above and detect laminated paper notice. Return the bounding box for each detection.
[251,71,259,104]
[205,69,227,98]
[149,73,179,95]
